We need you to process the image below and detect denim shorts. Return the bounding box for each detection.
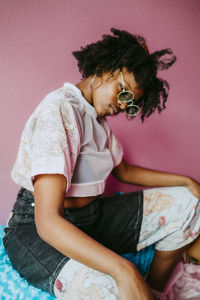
[3,187,143,295]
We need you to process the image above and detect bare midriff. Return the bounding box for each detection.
[31,191,99,209]
[64,196,99,208]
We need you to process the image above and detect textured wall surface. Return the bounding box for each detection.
[0,0,200,224]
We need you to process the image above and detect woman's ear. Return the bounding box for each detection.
[106,72,114,81]
[90,75,103,90]
[105,69,121,82]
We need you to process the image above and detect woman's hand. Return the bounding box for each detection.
[114,261,155,300]
[186,177,200,200]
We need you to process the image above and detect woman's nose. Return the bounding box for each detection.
[117,99,127,111]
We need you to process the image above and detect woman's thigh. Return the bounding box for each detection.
[137,186,200,251]
[86,191,143,254]
[3,188,143,296]
[53,191,144,298]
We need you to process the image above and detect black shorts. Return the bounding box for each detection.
[3,187,143,295]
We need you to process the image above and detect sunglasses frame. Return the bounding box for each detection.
[117,72,140,117]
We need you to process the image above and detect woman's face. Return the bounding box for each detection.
[91,67,144,117]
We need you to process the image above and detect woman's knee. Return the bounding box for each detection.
[54,259,120,299]
[144,186,198,218]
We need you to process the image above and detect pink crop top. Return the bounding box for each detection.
[11,82,123,197]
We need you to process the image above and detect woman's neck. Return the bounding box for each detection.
[76,76,93,106]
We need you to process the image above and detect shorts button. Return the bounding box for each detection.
[25,214,28,218]
[31,203,35,207]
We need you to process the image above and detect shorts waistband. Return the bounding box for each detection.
[13,188,101,227]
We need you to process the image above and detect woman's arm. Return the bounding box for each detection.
[34,174,154,300]
[112,159,200,199]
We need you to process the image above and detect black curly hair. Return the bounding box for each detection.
[72,28,176,121]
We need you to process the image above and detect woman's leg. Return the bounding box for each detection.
[186,235,200,262]
[4,189,142,298]
[146,247,185,291]
[137,186,200,292]
[53,192,143,299]
[53,258,120,299]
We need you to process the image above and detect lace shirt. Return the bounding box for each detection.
[11,83,123,197]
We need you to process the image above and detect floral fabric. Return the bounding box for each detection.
[54,186,200,299]
[54,259,120,299]
[137,186,200,251]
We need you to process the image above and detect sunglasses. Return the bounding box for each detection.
[117,72,140,117]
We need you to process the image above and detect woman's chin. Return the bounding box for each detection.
[96,111,109,117]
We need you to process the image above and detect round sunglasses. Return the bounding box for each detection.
[117,72,140,117]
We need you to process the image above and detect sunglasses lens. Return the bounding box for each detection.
[118,91,134,102]
[126,105,140,116]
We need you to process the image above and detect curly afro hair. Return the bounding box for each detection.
[72,28,176,121]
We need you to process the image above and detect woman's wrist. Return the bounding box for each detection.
[183,176,200,200]
[113,259,155,299]
[182,175,192,187]
[112,258,137,281]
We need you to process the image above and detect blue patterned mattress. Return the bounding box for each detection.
[0,225,155,299]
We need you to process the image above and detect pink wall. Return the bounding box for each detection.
[0,0,200,224]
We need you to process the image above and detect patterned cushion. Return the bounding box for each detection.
[0,225,155,299]
[0,226,55,300]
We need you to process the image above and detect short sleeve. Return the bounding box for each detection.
[11,98,81,192]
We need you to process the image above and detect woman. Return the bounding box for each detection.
[3,28,200,300]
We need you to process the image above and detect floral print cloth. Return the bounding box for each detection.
[54,186,200,299]
[138,186,200,251]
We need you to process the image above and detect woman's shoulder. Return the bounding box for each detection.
[38,82,85,111]
[25,82,85,123]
